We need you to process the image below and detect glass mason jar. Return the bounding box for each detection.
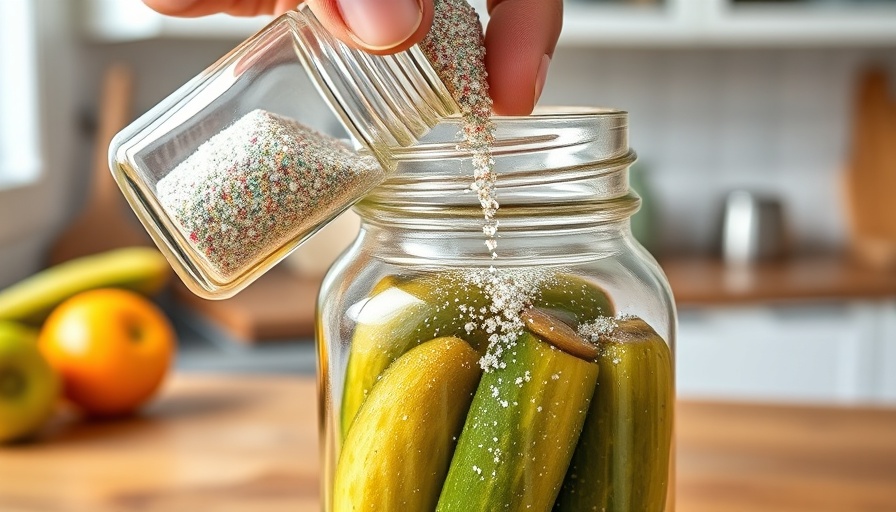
[317,110,676,512]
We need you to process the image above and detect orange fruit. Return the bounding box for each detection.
[38,288,175,416]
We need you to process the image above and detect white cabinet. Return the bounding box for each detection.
[80,0,896,46]
[677,301,896,404]
[80,0,271,40]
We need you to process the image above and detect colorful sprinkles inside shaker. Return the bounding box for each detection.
[157,109,383,279]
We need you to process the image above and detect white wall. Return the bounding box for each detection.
[543,47,896,255]
[84,44,896,258]
[0,0,77,287]
[3,26,896,285]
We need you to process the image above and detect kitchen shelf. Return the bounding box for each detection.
[561,3,694,46]
[707,2,896,46]
[561,0,896,46]
[82,0,896,46]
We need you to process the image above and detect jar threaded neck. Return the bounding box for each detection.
[289,7,459,167]
[355,109,638,229]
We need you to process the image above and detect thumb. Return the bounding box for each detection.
[307,0,434,54]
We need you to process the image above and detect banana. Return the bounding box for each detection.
[554,316,674,512]
[437,330,599,512]
[333,336,481,512]
[340,270,613,439]
[0,247,170,325]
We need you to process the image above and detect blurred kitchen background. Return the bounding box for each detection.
[1,0,895,402]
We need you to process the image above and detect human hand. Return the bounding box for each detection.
[142,0,562,115]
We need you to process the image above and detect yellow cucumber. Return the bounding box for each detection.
[333,336,481,512]
[340,272,490,439]
[340,271,613,440]
[0,247,170,325]
[436,331,599,512]
[554,316,674,512]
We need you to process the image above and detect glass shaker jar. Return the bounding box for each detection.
[318,110,676,511]
[109,5,458,299]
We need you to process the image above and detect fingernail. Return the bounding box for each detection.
[534,54,551,106]
[337,0,423,50]
[142,0,202,16]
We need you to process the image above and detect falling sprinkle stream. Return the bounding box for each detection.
[420,0,499,259]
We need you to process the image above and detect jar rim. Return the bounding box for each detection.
[356,107,638,228]
[360,106,633,201]
[385,106,628,159]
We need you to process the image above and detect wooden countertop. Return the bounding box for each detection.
[663,255,896,307]
[170,256,896,342]
[3,375,896,512]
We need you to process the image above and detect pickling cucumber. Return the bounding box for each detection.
[535,273,615,327]
[341,271,614,439]
[436,331,599,512]
[554,316,674,512]
[340,272,490,439]
[333,336,482,512]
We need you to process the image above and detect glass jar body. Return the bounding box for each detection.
[317,184,676,511]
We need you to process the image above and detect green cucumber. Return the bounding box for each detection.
[333,336,482,511]
[437,331,599,512]
[536,273,615,327]
[554,316,674,512]
[341,271,614,439]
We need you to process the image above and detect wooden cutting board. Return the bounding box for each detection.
[172,265,320,343]
[844,68,896,269]
[48,64,152,265]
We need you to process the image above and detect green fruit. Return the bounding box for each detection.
[340,271,613,439]
[0,321,59,443]
[334,337,481,511]
[0,247,169,325]
[554,316,674,512]
[437,331,599,512]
